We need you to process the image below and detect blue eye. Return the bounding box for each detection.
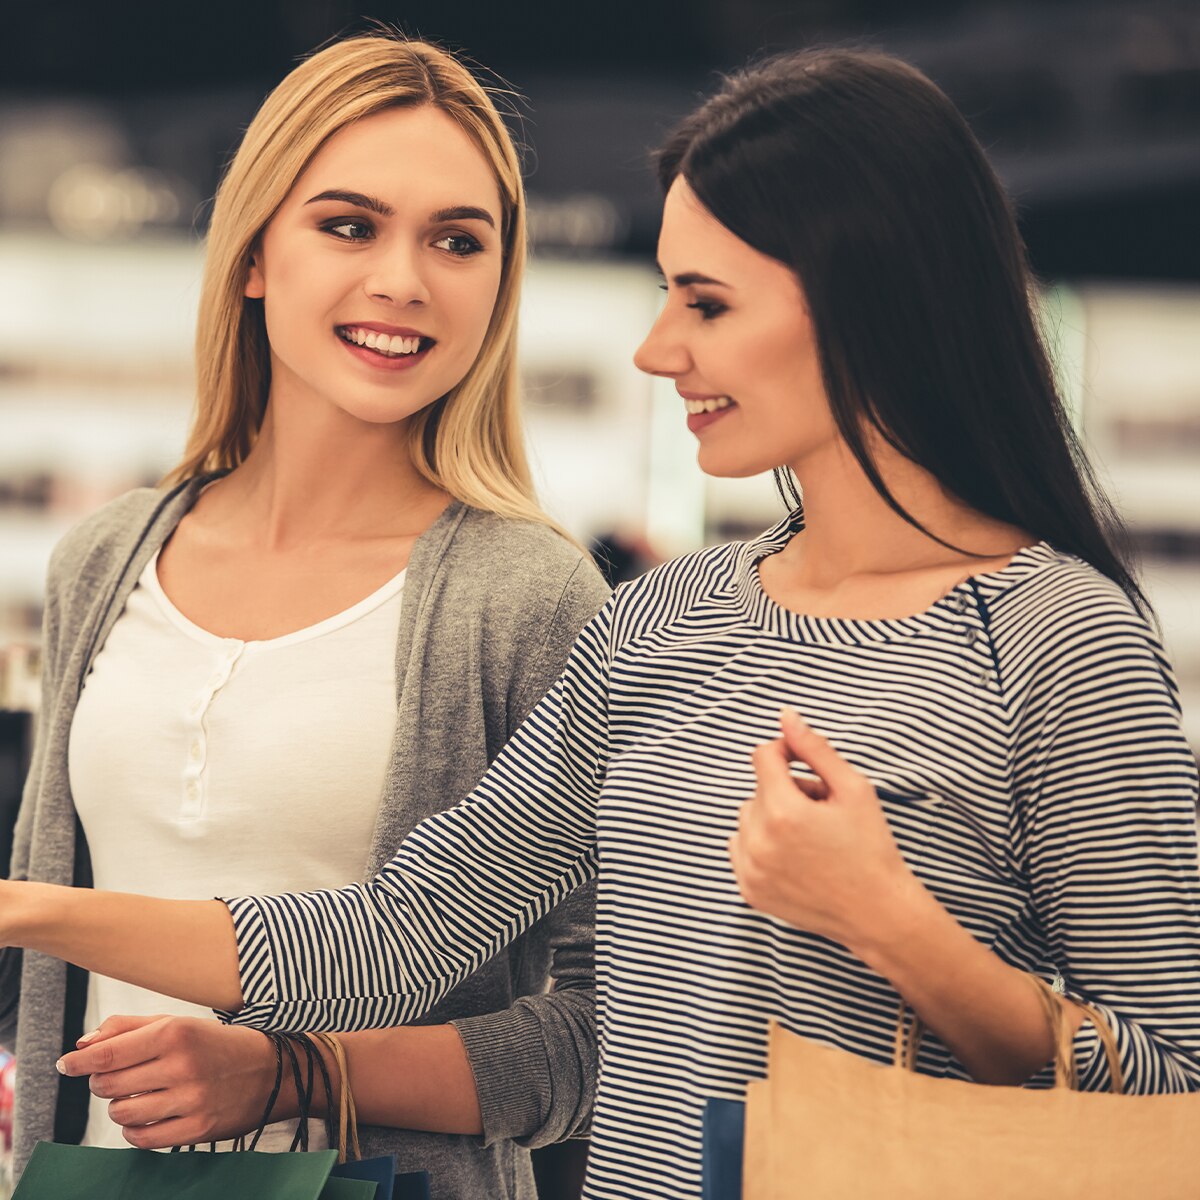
[323,219,373,241]
[434,232,484,257]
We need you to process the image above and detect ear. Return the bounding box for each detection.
[243,248,265,299]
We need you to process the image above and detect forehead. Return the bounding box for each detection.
[291,104,502,212]
[658,177,803,298]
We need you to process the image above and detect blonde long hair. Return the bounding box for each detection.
[165,34,556,534]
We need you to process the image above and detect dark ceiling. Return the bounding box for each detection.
[3,0,1198,278]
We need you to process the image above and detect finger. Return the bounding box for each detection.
[791,774,829,801]
[778,709,861,791]
[88,1061,176,1101]
[77,1013,164,1049]
[59,1019,167,1077]
[750,738,801,794]
[106,1088,182,1130]
[121,1113,204,1151]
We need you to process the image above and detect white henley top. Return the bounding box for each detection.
[68,551,405,1150]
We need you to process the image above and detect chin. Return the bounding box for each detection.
[696,446,780,480]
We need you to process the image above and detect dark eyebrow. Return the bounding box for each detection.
[430,205,496,230]
[655,264,731,288]
[302,192,496,231]
[305,189,393,216]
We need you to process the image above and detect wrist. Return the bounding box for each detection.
[269,1033,339,1123]
[845,865,942,979]
[1,880,56,948]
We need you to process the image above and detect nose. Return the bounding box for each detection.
[633,305,690,379]
[363,241,431,307]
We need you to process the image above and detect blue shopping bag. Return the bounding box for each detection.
[330,1154,430,1199]
[701,1099,745,1200]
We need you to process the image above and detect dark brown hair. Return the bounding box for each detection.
[657,48,1147,612]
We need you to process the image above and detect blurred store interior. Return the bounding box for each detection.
[1,0,1198,742]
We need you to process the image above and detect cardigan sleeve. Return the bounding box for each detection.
[222,590,616,1035]
[1013,606,1200,1093]
[449,557,609,1146]
[0,531,72,1047]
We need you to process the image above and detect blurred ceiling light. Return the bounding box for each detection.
[527,193,626,250]
[47,165,193,241]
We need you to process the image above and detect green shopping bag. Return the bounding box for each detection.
[14,1142,378,1198]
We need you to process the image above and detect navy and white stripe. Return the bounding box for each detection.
[225,520,1200,1199]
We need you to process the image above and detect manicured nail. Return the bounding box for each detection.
[55,1058,69,1075]
[77,1029,101,1045]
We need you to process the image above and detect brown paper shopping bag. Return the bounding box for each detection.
[744,976,1200,1200]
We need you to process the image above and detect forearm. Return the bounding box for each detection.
[273,1026,482,1135]
[2,881,242,1012]
[852,870,1083,1085]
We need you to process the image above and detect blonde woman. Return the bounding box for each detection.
[0,34,605,1197]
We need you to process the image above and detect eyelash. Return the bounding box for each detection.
[687,300,726,320]
[657,282,727,321]
[321,220,483,258]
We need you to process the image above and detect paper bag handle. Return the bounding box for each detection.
[310,1031,363,1164]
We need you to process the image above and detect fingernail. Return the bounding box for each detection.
[780,707,807,728]
[55,1058,70,1075]
[77,1029,101,1046]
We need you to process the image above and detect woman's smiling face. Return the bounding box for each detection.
[634,178,838,479]
[245,103,504,427]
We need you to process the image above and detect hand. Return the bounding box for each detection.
[56,1015,279,1148]
[728,708,924,958]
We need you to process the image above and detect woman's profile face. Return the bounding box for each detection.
[634,178,837,479]
[245,104,504,428]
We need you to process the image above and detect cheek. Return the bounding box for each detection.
[446,268,503,356]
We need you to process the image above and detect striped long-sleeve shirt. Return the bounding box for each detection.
[225,523,1200,1199]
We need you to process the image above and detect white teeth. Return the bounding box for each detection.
[684,396,733,414]
[340,328,425,357]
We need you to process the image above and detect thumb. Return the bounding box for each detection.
[779,709,859,792]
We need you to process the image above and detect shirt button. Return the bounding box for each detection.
[947,594,968,614]
[960,627,979,646]
[189,741,202,761]
[187,781,201,800]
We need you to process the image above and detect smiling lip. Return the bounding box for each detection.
[336,322,436,372]
[678,389,737,435]
[340,322,431,338]
[686,405,735,435]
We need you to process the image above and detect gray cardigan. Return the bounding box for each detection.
[0,477,609,1198]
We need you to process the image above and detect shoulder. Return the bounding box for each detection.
[988,547,1178,706]
[440,507,610,628]
[990,548,1158,650]
[46,487,173,595]
[603,537,752,644]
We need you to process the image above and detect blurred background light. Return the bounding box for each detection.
[0,0,1197,744]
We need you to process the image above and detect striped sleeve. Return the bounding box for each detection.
[221,596,614,1032]
[1012,599,1200,1093]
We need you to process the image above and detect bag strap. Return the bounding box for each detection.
[309,1031,362,1164]
[892,974,1124,1094]
[1025,974,1125,1095]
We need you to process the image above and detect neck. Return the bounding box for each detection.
[213,398,450,551]
[779,436,1029,587]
